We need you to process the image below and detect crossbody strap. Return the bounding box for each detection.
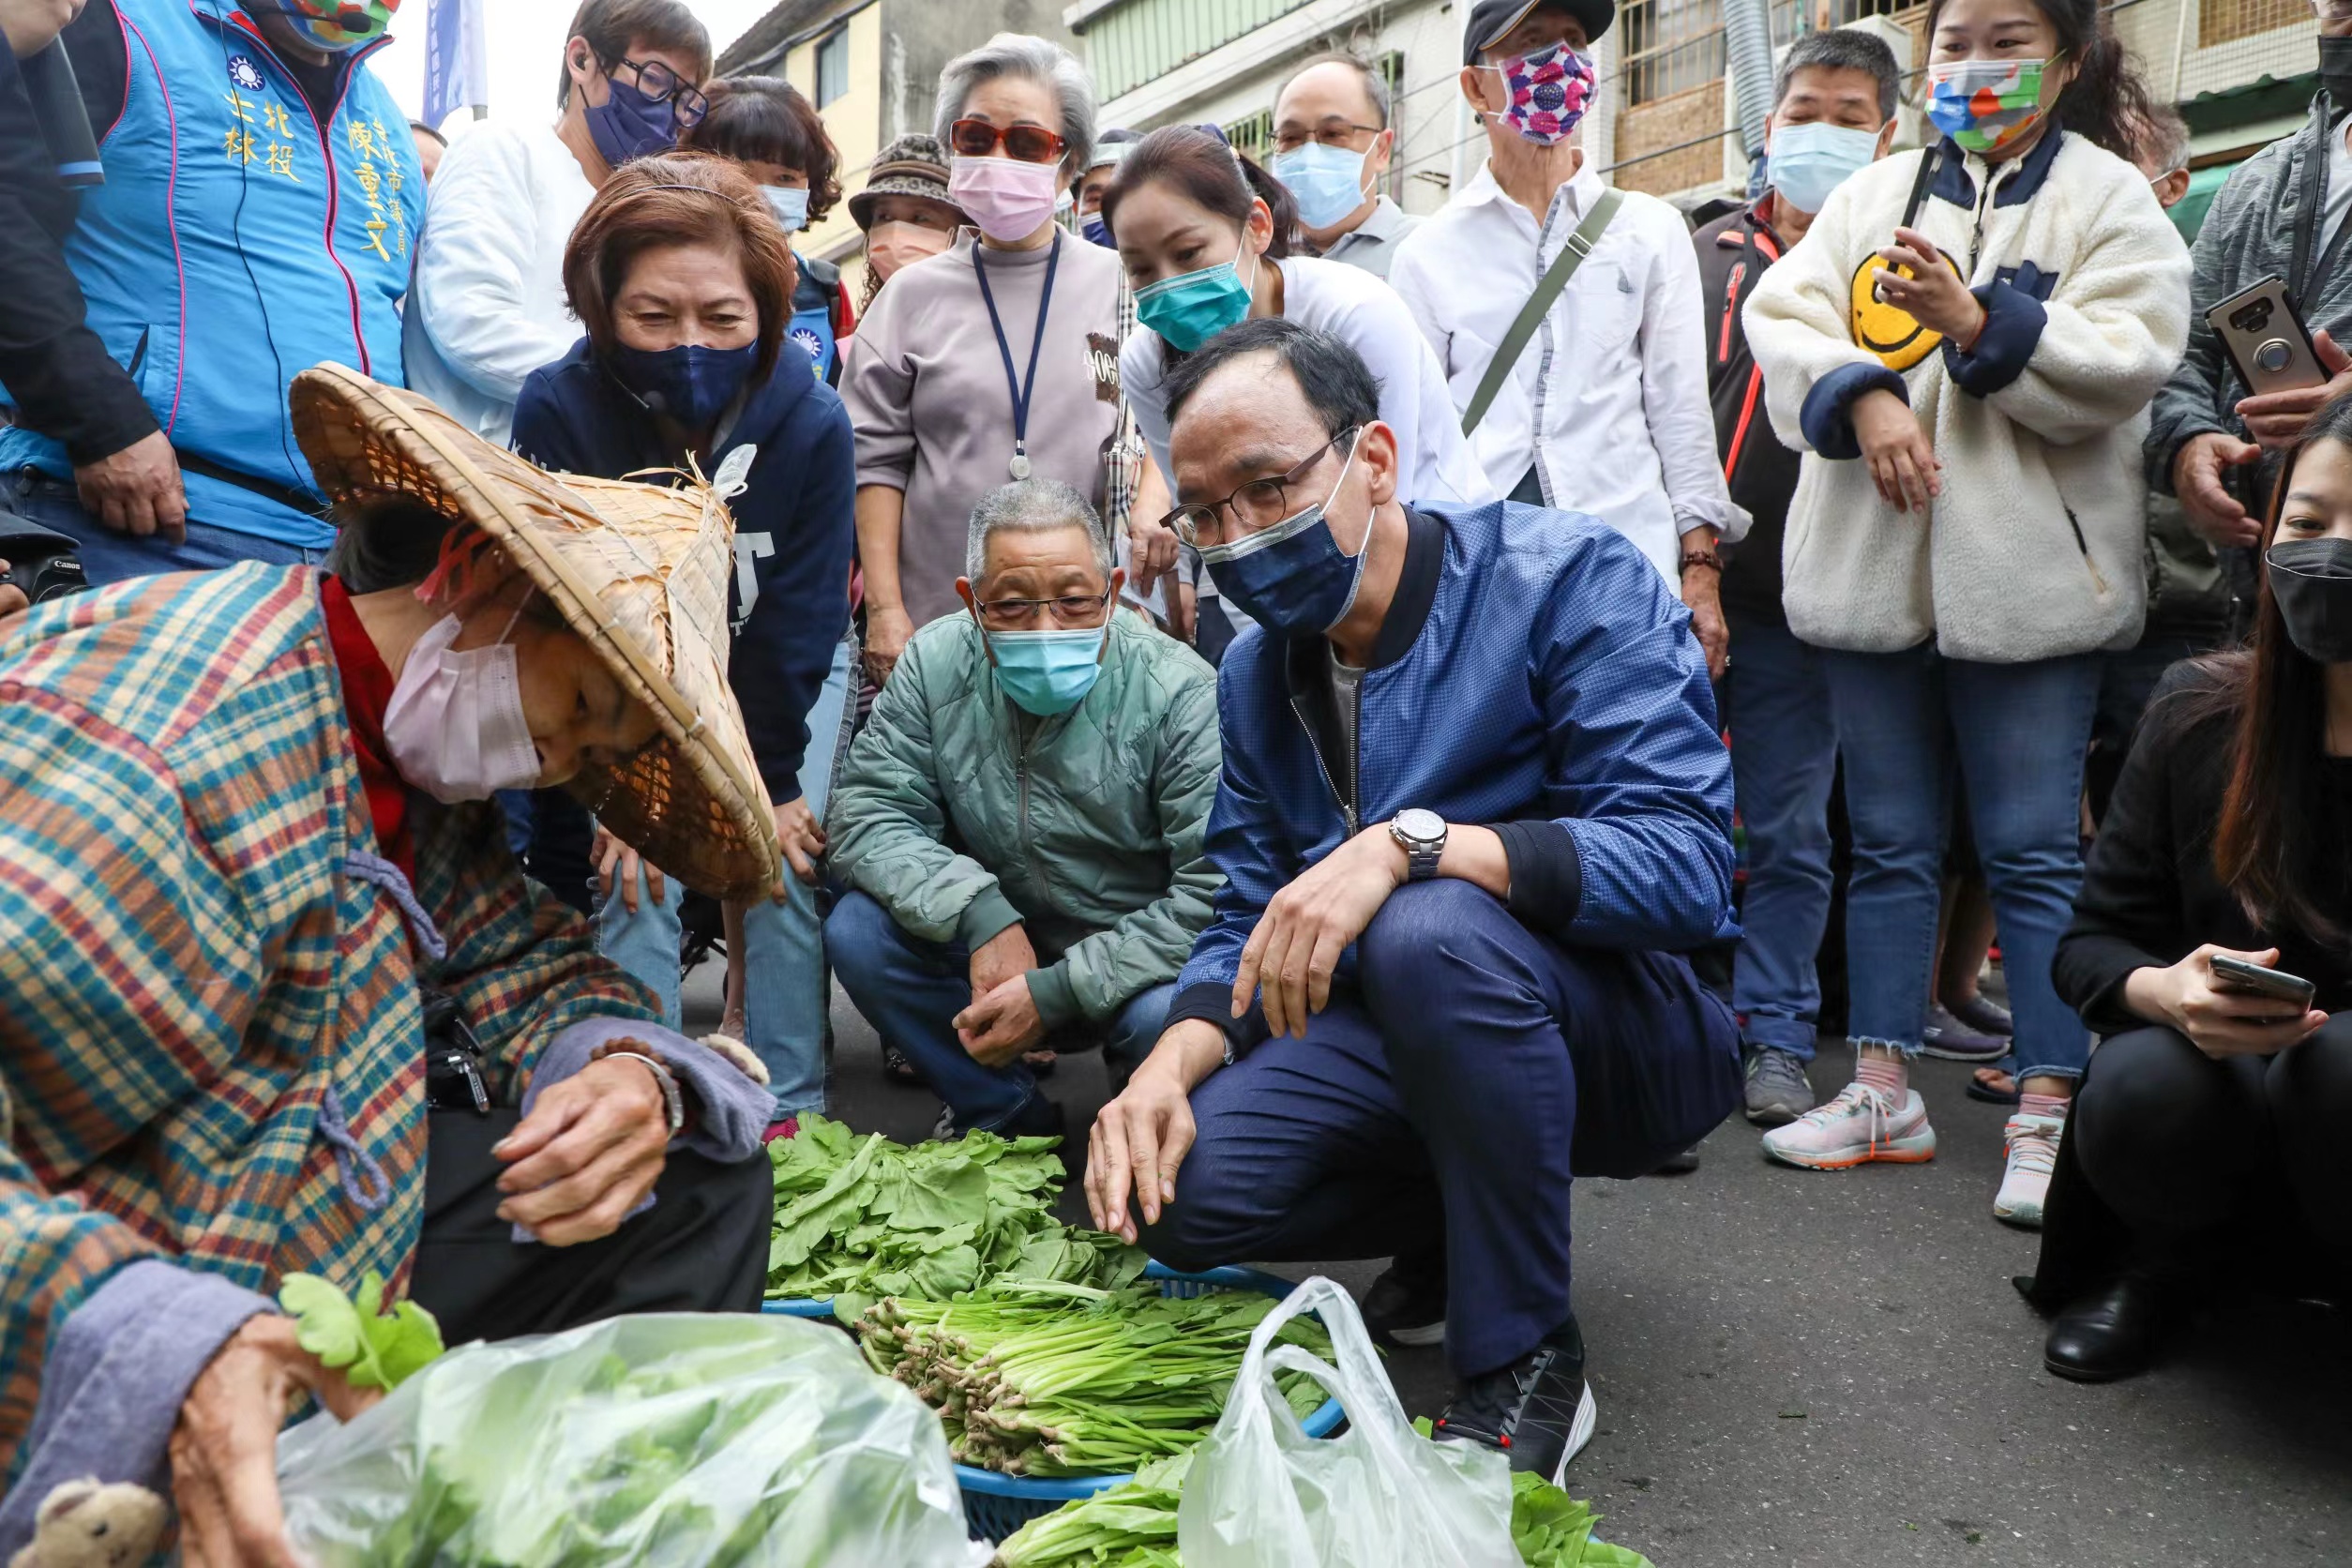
[1461,187,1624,438]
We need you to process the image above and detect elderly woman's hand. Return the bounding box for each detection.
[771,795,825,897]
[491,1055,671,1245]
[593,825,665,913]
[863,604,914,686]
[1126,511,1183,596]
[171,1316,375,1568]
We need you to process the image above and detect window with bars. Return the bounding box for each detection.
[1620,0,1728,104]
[1225,108,1274,165]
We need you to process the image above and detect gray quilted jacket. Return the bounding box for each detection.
[2147,95,2352,490]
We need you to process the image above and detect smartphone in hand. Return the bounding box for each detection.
[2208,952,2317,1009]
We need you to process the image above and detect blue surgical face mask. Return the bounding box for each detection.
[1135,238,1260,354]
[583,74,682,169]
[608,341,757,430]
[1198,430,1368,635]
[1767,120,1880,215]
[984,625,1108,716]
[1272,141,1372,231]
[763,185,809,232]
[1081,215,1115,249]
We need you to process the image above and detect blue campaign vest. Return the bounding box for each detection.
[0,0,422,545]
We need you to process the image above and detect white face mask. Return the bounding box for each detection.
[382,611,541,804]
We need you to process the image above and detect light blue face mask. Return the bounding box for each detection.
[763,185,809,233]
[1135,240,1260,354]
[1272,142,1371,231]
[1766,121,1880,215]
[984,626,1108,716]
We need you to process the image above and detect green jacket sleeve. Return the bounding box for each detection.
[1031,663,1225,1027]
[824,632,1022,948]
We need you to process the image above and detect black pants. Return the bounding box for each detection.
[2071,1021,2352,1278]
[407,1110,774,1347]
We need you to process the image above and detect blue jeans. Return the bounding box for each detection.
[824,889,1176,1131]
[597,635,856,1116]
[1818,644,2098,1083]
[8,472,324,582]
[1138,881,1741,1377]
[1723,616,1839,1060]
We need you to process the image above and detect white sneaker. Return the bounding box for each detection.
[1994,1111,2064,1228]
[1760,1081,1937,1170]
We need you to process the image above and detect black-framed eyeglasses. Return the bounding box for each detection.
[1162,428,1358,549]
[620,57,709,128]
[1271,121,1384,154]
[971,590,1114,630]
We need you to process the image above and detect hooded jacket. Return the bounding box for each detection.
[1743,129,2191,662]
[513,339,856,801]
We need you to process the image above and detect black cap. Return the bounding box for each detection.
[1462,0,1615,64]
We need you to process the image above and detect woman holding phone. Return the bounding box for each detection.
[2027,391,2352,1381]
[1742,0,2189,1223]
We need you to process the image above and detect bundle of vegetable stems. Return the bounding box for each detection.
[856,1282,1331,1478]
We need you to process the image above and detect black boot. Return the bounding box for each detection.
[2044,1274,2172,1383]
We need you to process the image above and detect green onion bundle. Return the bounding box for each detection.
[855,1284,1333,1478]
[766,1115,1147,1302]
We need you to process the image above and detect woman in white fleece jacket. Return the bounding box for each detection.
[1743,0,2189,1226]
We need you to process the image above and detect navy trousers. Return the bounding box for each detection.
[1138,881,1741,1378]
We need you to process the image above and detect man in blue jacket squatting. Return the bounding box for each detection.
[1083,318,1741,1486]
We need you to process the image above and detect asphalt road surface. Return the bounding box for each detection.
[691,967,2352,1567]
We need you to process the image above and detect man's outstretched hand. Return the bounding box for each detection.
[1086,1020,1224,1244]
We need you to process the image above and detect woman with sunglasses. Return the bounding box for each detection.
[2026,389,2352,1380]
[406,0,712,449]
[840,33,1129,689]
[1103,123,1493,662]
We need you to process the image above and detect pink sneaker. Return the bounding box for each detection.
[763,1116,799,1144]
[1760,1081,1937,1170]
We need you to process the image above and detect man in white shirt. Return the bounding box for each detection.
[1390,0,1746,676]
[1269,53,1422,280]
[404,0,712,447]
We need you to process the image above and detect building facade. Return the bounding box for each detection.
[1059,0,2323,223]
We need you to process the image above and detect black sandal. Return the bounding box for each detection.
[882,1045,926,1088]
[1967,1066,2020,1106]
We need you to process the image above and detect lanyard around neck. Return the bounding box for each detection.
[972,229,1062,481]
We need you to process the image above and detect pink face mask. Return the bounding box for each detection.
[383,611,540,804]
[948,156,1062,243]
[867,219,954,281]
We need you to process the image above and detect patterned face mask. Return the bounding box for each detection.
[1924,56,2058,155]
[1480,40,1597,145]
[251,0,401,53]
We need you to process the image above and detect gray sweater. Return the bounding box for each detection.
[842,231,1126,626]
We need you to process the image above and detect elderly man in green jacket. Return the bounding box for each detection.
[825,479,1223,1138]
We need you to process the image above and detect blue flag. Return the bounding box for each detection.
[422,0,488,129]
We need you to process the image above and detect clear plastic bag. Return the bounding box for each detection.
[1176,1276,1522,1568]
[277,1312,990,1568]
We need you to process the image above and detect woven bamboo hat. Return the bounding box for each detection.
[289,363,780,900]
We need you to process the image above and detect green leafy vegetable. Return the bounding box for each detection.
[278,1271,445,1391]
[858,1283,1331,1479]
[766,1114,1146,1302]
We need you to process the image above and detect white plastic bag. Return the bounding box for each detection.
[277,1312,989,1568]
[1176,1276,1521,1568]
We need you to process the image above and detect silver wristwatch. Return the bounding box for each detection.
[1389,808,1448,882]
[603,1049,685,1138]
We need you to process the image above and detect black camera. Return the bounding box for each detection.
[0,518,89,607]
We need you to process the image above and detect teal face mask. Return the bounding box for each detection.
[985,626,1108,716]
[1136,240,1259,354]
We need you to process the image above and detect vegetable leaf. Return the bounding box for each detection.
[279,1271,446,1391]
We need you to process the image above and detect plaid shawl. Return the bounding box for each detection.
[0,563,662,1477]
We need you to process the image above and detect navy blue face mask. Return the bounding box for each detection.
[1081,216,1114,249]
[1196,431,1369,636]
[584,75,681,169]
[610,342,757,430]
